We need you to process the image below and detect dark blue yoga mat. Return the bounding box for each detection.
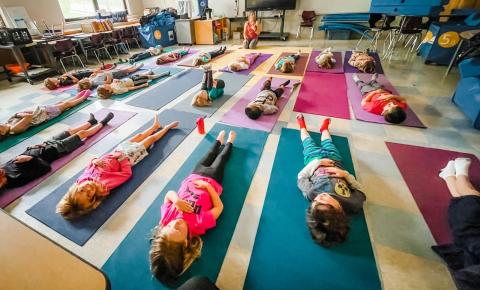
[102,124,268,290]
[127,68,204,110]
[244,128,381,290]
[26,109,201,246]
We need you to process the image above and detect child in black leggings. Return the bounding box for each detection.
[192,46,227,66]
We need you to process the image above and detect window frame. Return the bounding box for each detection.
[60,0,128,22]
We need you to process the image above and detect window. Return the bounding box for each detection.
[58,0,126,21]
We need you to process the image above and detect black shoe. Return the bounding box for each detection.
[88,113,98,125]
[100,112,114,126]
[280,80,290,87]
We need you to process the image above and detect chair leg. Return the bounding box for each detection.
[310,27,314,40]
[59,58,67,73]
[355,30,368,50]
[296,26,301,39]
[134,38,141,49]
[104,47,113,60]
[75,54,86,69]
[93,50,102,65]
[71,55,76,68]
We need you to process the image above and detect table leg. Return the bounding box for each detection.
[444,39,463,78]
[76,38,90,64]
[11,46,32,84]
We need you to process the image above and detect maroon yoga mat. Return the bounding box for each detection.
[293,72,351,119]
[306,51,344,73]
[386,142,480,245]
[266,52,309,77]
[344,51,384,74]
[345,73,426,128]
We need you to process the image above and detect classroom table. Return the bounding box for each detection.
[0,210,109,290]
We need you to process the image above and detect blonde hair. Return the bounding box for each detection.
[281,61,294,73]
[191,91,212,107]
[44,78,58,90]
[78,79,92,91]
[247,11,256,21]
[56,181,105,219]
[97,86,113,99]
[149,225,202,283]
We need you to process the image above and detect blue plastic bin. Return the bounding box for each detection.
[137,11,177,48]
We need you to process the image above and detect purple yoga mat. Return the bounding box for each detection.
[0,108,136,208]
[220,77,295,132]
[177,50,233,67]
[219,53,273,75]
[345,73,426,128]
[293,72,351,119]
[343,51,384,74]
[386,142,480,245]
[306,51,344,73]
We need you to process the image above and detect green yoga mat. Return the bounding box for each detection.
[102,124,268,289]
[0,99,93,154]
[244,128,381,290]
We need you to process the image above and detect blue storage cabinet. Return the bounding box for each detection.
[452,76,480,129]
[459,57,480,78]
[137,12,177,48]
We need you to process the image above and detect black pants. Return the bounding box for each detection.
[192,141,232,183]
[208,47,226,59]
[129,51,151,62]
[131,75,149,86]
[261,79,284,98]
[201,69,213,90]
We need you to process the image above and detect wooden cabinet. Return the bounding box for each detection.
[194,18,228,45]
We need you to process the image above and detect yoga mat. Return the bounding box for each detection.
[344,51,384,74]
[306,50,344,73]
[266,52,309,77]
[220,76,295,132]
[172,73,253,117]
[386,142,480,245]
[27,109,200,246]
[345,73,426,128]
[102,123,268,289]
[153,49,200,66]
[177,50,233,67]
[219,53,273,75]
[244,128,381,290]
[42,85,75,95]
[0,100,94,154]
[0,109,136,208]
[293,72,351,119]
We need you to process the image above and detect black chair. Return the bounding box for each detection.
[122,27,141,50]
[356,14,397,53]
[82,34,113,64]
[53,39,85,73]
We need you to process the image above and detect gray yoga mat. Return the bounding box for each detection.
[126,68,204,110]
[172,73,253,117]
[26,109,201,246]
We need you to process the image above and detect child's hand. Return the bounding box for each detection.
[193,179,211,190]
[318,158,335,167]
[92,158,106,168]
[14,155,33,163]
[324,167,348,178]
[142,83,149,87]
[112,151,126,161]
[174,198,194,213]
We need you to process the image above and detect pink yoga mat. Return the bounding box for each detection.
[144,49,200,66]
[386,142,480,245]
[266,52,309,77]
[293,72,351,119]
[0,108,136,208]
[177,50,233,67]
[345,73,426,128]
[42,85,75,95]
[306,51,344,73]
[219,53,273,75]
[344,51,384,74]
[220,77,295,132]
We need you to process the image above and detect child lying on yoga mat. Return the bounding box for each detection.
[243,11,260,49]
[43,65,117,90]
[227,52,261,72]
[0,113,113,190]
[245,77,290,120]
[192,65,225,107]
[56,116,179,219]
[315,47,336,69]
[96,70,170,99]
[127,45,163,64]
[149,130,236,283]
[156,48,190,65]
[348,50,375,73]
[0,90,91,140]
[274,50,301,73]
[353,73,408,124]
[296,114,366,247]
[77,63,144,91]
[192,46,227,66]
[437,158,480,289]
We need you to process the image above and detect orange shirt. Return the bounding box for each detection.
[362,89,407,115]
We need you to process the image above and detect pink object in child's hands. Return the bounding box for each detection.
[78,89,92,98]
[196,117,205,134]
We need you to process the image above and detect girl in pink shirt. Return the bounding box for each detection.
[149,130,236,283]
[56,116,179,219]
[228,52,261,72]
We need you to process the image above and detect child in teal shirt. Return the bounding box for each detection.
[192,65,225,107]
[275,50,301,73]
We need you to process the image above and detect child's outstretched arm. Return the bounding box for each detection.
[128,83,149,91]
[361,90,376,106]
[9,114,33,133]
[262,104,278,115]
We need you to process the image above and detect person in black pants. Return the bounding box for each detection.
[192,46,227,66]
[0,112,114,191]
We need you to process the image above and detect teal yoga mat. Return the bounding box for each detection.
[244,128,381,290]
[0,100,93,154]
[102,124,268,289]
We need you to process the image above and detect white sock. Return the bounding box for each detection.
[455,158,471,177]
[439,160,456,180]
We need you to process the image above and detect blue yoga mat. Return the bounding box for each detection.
[26,109,201,246]
[102,124,268,289]
[244,128,381,290]
[127,68,204,110]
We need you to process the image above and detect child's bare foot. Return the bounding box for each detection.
[217,130,225,144]
[227,131,236,144]
[166,121,179,129]
[153,114,161,130]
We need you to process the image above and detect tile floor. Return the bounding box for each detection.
[1,36,478,290]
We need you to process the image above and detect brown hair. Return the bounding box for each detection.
[306,203,349,247]
[191,91,211,107]
[44,78,58,90]
[149,226,202,283]
[56,181,105,219]
[281,62,294,73]
[78,79,92,91]
[97,86,113,99]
